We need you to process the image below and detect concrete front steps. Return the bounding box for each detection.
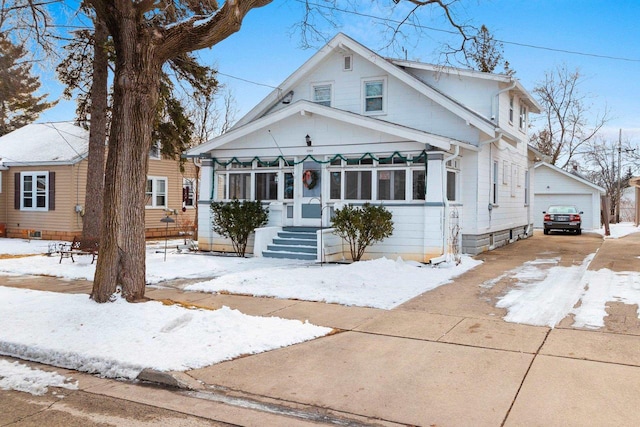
[262,227,319,261]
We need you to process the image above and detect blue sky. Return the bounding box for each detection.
[39,0,640,145]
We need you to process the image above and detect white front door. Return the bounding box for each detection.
[295,161,323,227]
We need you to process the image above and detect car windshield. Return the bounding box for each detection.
[547,206,578,214]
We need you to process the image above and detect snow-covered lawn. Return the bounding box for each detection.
[0,237,480,395]
[0,238,481,309]
[0,286,331,381]
[185,256,481,309]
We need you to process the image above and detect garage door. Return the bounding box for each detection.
[535,194,596,230]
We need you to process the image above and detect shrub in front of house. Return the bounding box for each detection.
[210,199,268,257]
[331,203,394,262]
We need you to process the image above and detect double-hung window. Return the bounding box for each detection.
[312,84,332,107]
[146,177,167,208]
[363,78,386,114]
[21,172,48,210]
[519,105,527,130]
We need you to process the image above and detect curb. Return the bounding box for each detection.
[137,369,205,390]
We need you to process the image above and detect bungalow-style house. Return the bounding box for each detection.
[0,121,197,240]
[187,33,542,262]
[533,162,605,231]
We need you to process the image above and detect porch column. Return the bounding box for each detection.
[423,152,446,261]
[198,158,214,250]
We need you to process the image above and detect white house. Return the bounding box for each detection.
[533,162,605,230]
[187,33,541,262]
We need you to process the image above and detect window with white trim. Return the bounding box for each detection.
[345,170,372,200]
[509,96,514,124]
[363,78,386,114]
[229,173,251,199]
[446,171,457,201]
[20,171,48,210]
[149,141,161,159]
[492,160,499,204]
[378,170,405,200]
[146,177,167,208]
[312,84,332,107]
[182,178,196,207]
[519,104,527,130]
[524,170,530,206]
[255,172,277,200]
[218,159,293,201]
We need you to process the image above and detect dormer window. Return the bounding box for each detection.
[313,84,332,107]
[363,78,386,114]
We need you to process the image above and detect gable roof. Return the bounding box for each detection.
[390,59,542,113]
[0,122,89,166]
[534,161,605,193]
[233,33,539,138]
[187,100,454,156]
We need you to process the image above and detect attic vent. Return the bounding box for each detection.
[343,55,353,71]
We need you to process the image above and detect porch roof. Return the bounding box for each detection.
[187,100,455,157]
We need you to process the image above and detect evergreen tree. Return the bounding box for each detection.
[0,35,54,136]
[467,25,512,75]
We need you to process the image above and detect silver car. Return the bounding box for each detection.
[543,205,583,235]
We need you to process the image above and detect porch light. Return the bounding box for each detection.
[305,134,312,146]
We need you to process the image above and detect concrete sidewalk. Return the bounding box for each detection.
[2,231,640,426]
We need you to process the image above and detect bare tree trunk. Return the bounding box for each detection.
[83,18,108,242]
[91,10,160,303]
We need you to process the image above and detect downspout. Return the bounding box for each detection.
[481,132,503,226]
[430,143,460,264]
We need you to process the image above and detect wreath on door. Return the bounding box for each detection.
[302,170,318,190]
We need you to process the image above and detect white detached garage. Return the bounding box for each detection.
[533,162,605,231]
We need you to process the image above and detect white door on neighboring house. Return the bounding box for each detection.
[295,161,323,227]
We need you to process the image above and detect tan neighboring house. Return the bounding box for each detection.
[0,121,197,240]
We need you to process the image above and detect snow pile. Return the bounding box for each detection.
[494,253,640,329]
[593,222,640,239]
[0,287,331,380]
[572,269,640,328]
[186,256,482,309]
[496,254,594,327]
[0,360,78,396]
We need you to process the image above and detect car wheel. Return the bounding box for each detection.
[544,228,549,235]
[577,228,582,235]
